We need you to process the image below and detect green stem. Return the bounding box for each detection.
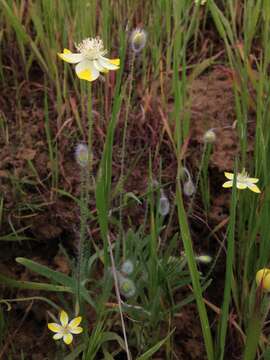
[118,50,135,259]
[176,176,214,360]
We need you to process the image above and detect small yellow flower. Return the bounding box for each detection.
[58,37,120,82]
[222,169,261,193]
[256,268,270,292]
[48,310,83,345]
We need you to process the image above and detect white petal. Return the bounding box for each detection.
[93,59,108,73]
[53,333,64,340]
[75,60,99,82]
[98,56,119,70]
[236,182,247,190]
[58,50,84,64]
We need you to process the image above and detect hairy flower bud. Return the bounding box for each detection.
[183,179,195,196]
[118,273,136,298]
[130,28,147,53]
[203,129,216,144]
[75,143,89,167]
[121,259,134,275]
[158,194,170,216]
[195,255,212,264]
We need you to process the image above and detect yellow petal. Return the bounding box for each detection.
[236,183,247,190]
[109,58,120,66]
[222,181,233,188]
[77,69,93,81]
[256,268,270,291]
[63,333,73,345]
[224,172,234,180]
[248,184,261,193]
[248,177,259,184]
[69,326,83,334]
[60,310,69,327]
[63,48,71,54]
[48,323,62,333]
[69,316,82,329]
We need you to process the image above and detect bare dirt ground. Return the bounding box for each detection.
[0,58,252,358]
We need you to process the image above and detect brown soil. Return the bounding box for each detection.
[0,50,251,358]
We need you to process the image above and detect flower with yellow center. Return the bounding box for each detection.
[222,169,261,193]
[256,268,270,292]
[48,310,83,345]
[58,37,120,82]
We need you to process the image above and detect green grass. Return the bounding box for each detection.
[1,0,270,359]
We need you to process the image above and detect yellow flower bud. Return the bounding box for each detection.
[256,268,270,291]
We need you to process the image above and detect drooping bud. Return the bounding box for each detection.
[121,259,134,276]
[75,143,89,167]
[130,28,147,53]
[158,192,170,217]
[195,254,212,264]
[183,179,195,197]
[203,129,216,144]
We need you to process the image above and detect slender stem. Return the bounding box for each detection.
[118,50,136,258]
[107,235,131,360]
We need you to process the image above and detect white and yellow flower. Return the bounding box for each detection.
[222,169,261,193]
[58,37,120,82]
[48,310,83,345]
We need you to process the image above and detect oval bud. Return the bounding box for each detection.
[195,255,212,264]
[183,180,195,196]
[158,195,170,216]
[203,129,216,144]
[118,273,136,298]
[75,143,89,167]
[121,259,134,275]
[130,28,147,53]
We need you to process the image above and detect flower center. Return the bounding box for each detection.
[60,325,70,335]
[76,37,107,60]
